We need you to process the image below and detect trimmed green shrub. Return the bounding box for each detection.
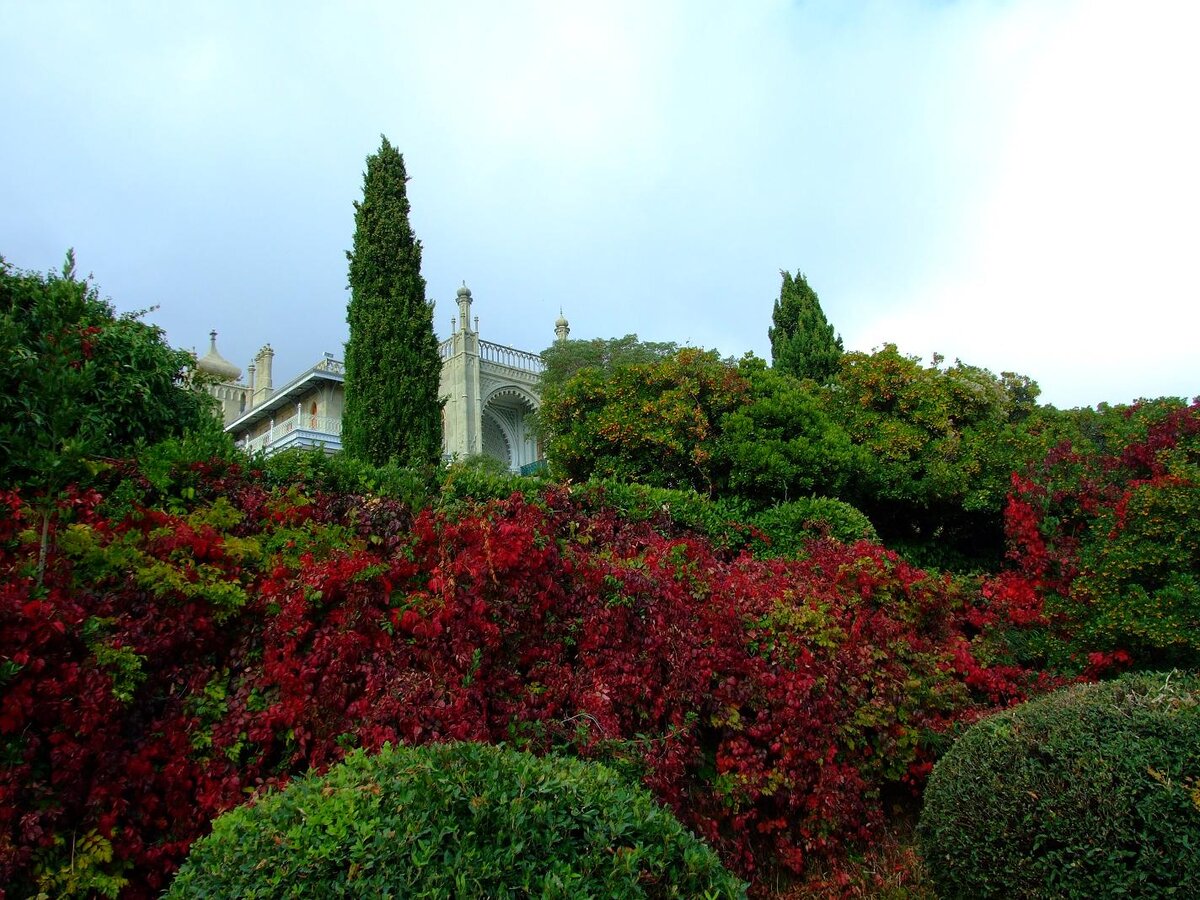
[571,479,752,550]
[168,742,746,898]
[260,446,434,507]
[437,455,549,509]
[917,671,1200,898]
[748,497,876,558]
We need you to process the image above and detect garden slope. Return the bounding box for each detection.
[0,461,1054,897]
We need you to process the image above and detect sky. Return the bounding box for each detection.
[2,0,1197,409]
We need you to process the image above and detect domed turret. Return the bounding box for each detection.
[457,281,473,333]
[197,330,241,382]
[554,309,570,343]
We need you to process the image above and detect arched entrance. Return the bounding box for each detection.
[481,386,539,472]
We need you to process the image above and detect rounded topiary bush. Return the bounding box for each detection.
[168,742,746,898]
[749,497,877,557]
[917,671,1200,899]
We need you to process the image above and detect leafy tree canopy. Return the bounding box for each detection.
[0,251,212,490]
[1002,397,1200,671]
[541,348,749,494]
[820,344,1045,569]
[768,270,843,382]
[539,333,679,398]
[342,136,443,468]
[716,355,862,506]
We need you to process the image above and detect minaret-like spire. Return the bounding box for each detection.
[197,329,241,381]
[554,308,570,343]
[456,282,473,334]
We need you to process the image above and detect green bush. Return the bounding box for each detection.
[260,446,434,507]
[573,479,751,548]
[437,455,550,510]
[168,742,745,898]
[748,497,877,558]
[917,671,1200,898]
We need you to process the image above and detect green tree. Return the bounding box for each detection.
[342,136,443,468]
[716,355,861,506]
[0,251,214,579]
[768,270,842,382]
[820,345,1042,570]
[536,334,679,441]
[1001,398,1200,671]
[539,334,679,397]
[540,348,750,494]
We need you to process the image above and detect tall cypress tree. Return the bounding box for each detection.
[343,136,443,467]
[768,270,843,382]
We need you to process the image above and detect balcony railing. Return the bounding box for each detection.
[437,336,544,374]
[242,413,343,455]
[313,356,344,375]
[479,339,544,374]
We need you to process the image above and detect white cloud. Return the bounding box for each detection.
[1,0,1196,407]
[872,0,1200,405]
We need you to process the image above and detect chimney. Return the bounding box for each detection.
[253,345,274,405]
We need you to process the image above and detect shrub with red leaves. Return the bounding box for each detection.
[0,467,1051,896]
[988,399,1200,674]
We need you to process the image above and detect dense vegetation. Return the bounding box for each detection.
[919,672,1200,898]
[2,254,1196,897]
[1,448,1050,896]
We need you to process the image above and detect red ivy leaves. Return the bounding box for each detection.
[1,476,1050,895]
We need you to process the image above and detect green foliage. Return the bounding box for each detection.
[572,479,754,551]
[541,348,750,494]
[438,455,549,509]
[748,498,877,558]
[821,344,1042,570]
[0,252,213,489]
[767,270,842,382]
[59,513,253,622]
[32,829,129,899]
[1070,476,1200,665]
[567,480,874,560]
[167,742,746,898]
[536,333,681,444]
[1002,398,1200,672]
[260,446,435,507]
[0,252,218,582]
[540,333,679,393]
[1032,397,1191,461]
[342,136,443,468]
[717,355,861,504]
[918,672,1200,898]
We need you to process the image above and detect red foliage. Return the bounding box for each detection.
[0,474,1053,896]
[988,399,1200,672]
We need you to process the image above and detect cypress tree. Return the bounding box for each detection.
[768,270,843,382]
[343,136,443,467]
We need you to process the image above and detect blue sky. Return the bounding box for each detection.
[2,0,1196,408]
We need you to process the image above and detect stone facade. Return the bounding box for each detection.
[201,286,564,471]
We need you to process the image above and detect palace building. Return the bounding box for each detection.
[197,284,567,473]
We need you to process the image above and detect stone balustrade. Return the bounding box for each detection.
[242,413,343,455]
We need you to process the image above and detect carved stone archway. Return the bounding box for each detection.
[481,387,539,472]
